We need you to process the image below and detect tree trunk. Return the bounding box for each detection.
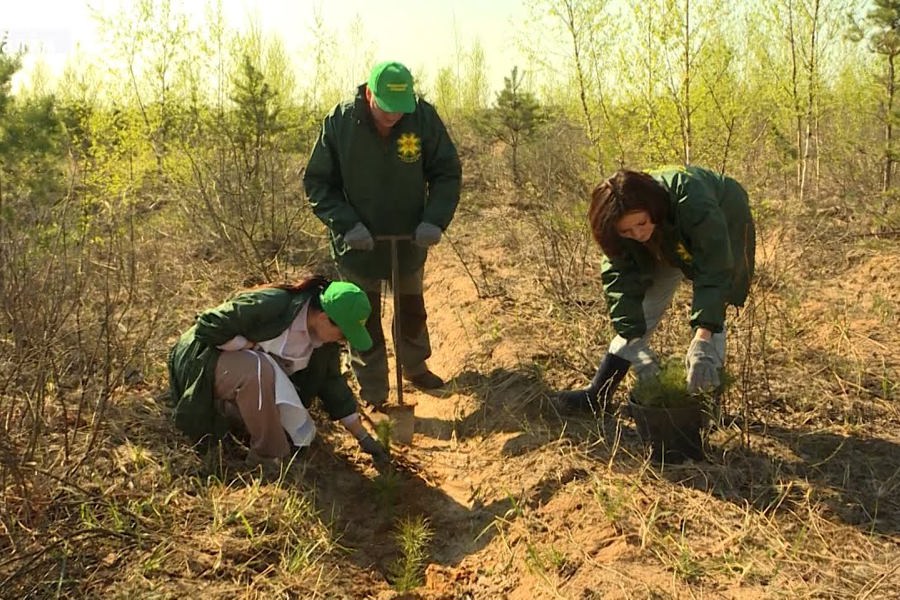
[800,0,820,205]
[560,0,603,171]
[787,0,804,201]
[682,0,692,165]
[884,53,896,192]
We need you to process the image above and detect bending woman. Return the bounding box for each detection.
[557,166,756,413]
[168,276,389,469]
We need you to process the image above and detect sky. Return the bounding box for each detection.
[4,0,533,95]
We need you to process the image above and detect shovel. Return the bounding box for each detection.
[374,234,416,445]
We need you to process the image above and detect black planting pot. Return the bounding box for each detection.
[628,395,708,464]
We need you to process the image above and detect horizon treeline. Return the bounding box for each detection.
[4,0,900,210]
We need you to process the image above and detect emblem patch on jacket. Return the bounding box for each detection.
[397,132,422,163]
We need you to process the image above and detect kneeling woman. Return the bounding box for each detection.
[558,166,756,412]
[168,276,388,467]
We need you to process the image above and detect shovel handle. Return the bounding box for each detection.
[373,235,414,406]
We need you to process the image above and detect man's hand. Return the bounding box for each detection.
[685,338,720,393]
[358,433,390,464]
[413,222,442,247]
[343,222,374,251]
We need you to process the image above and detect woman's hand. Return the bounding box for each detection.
[685,332,719,393]
[358,433,391,464]
[217,335,256,351]
[339,413,390,465]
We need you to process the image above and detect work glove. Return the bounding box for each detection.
[685,338,721,393]
[343,222,374,251]
[358,433,391,464]
[413,222,442,248]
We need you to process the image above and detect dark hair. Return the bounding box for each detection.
[246,275,332,309]
[587,170,669,257]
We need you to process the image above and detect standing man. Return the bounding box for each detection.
[304,61,462,410]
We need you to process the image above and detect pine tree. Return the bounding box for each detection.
[0,40,64,223]
[477,67,545,184]
[849,0,900,191]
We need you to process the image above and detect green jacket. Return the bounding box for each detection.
[601,166,756,338]
[167,287,357,442]
[303,84,462,279]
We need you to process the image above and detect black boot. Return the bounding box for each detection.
[556,353,631,415]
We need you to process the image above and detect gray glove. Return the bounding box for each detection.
[358,433,390,463]
[685,338,721,393]
[414,222,442,247]
[343,222,374,251]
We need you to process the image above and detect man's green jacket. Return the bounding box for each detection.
[601,165,756,339]
[167,287,356,442]
[303,84,462,279]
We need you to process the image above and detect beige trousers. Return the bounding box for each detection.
[213,350,292,458]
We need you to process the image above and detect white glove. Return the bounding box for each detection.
[413,222,442,247]
[343,222,374,251]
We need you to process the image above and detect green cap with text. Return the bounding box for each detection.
[367,61,416,113]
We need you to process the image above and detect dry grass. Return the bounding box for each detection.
[411,192,900,599]
[2,171,899,599]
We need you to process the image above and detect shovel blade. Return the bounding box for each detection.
[382,404,415,445]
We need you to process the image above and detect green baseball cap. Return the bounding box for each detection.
[367,61,416,113]
[320,282,373,351]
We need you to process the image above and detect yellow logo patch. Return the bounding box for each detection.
[676,242,693,264]
[397,132,421,163]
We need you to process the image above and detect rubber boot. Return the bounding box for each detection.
[556,353,631,415]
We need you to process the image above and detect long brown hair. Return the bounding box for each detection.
[587,170,669,257]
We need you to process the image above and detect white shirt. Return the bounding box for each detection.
[219,300,324,375]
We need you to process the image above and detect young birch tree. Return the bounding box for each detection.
[94,0,191,175]
[526,0,613,172]
[461,40,490,116]
[656,0,730,166]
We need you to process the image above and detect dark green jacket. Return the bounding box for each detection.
[303,84,462,279]
[167,287,357,442]
[601,166,756,338]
